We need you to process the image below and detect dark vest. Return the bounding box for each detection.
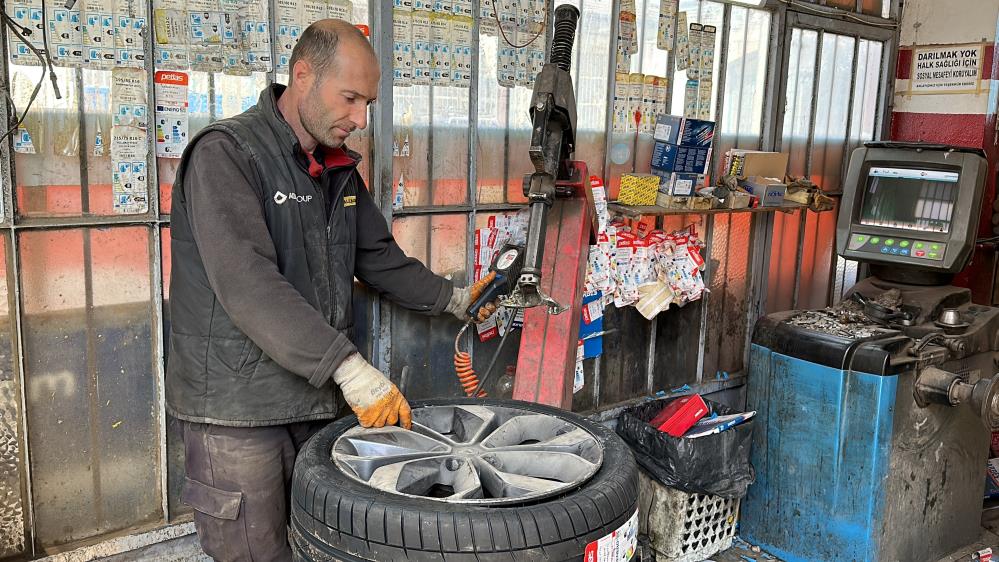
[166,84,358,426]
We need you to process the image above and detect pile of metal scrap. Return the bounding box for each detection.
[785,295,896,339]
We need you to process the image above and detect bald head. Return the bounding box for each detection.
[288,19,376,86]
[278,18,379,152]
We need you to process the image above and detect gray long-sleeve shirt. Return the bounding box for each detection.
[182,131,452,386]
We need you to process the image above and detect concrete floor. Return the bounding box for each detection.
[104,528,999,562]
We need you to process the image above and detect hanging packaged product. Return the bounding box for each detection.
[628,73,644,132]
[8,0,45,66]
[394,0,413,10]
[612,72,631,133]
[451,15,472,87]
[657,0,677,51]
[327,0,352,20]
[432,0,452,14]
[497,28,516,87]
[411,10,433,85]
[112,67,148,129]
[393,172,405,210]
[83,0,115,68]
[699,25,716,80]
[393,9,413,86]
[114,0,147,68]
[687,23,703,80]
[674,11,689,71]
[683,79,698,118]
[152,0,188,70]
[652,76,668,123]
[514,29,532,87]
[530,0,544,25]
[479,0,496,35]
[528,41,544,83]
[452,0,472,17]
[497,0,518,28]
[13,127,36,153]
[697,78,712,120]
[111,125,149,214]
[274,0,301,72]
[429,13,452,84]
[154,70,189,158]
[302,0,325,27]
[222,0,271,74]
[618,10,637,55]
[640,74,658,134]
[111,66,149,214]
[413,0,432,12]
[46,0,84,67]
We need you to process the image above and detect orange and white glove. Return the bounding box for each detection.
[333,353,412,429]
[445,271,500,323]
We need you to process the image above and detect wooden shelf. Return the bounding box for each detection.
[608,201,808,219]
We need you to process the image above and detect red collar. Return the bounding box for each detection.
[305,146,355,178]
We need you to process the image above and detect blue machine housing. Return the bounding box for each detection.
[742,312,989,562]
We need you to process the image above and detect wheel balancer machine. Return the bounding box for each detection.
[742,143,999,562]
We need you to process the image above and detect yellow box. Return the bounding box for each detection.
[618,173,660,206]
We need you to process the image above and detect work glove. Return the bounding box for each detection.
[333,353,412,429]
[445,271,500,323]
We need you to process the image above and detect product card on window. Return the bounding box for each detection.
[411,11,433,85]
[274,0,302,72]
[657,0,676,51]
[112,67,148,129]
[46,0,84,67]
[393,9,413,85]
[327,0,351,21]
[451,15,472,87]
[154,70,189,158]
[452,0,472,17]
[83,0,115,68]
[429,13,451,84]
[111,125,149,214]
[674,11,689,70]
[8,0,45,66]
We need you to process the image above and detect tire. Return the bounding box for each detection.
[290,398,639,562]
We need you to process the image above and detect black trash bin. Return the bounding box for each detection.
[616,396,755,499]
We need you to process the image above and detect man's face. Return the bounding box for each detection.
[297,42,379,148]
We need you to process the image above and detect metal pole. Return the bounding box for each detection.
[372,0,395,372]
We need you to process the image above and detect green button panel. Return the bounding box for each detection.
[899,241,910,248]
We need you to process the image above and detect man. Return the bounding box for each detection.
[165,19,496,560]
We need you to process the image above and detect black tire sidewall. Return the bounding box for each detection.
[291,398,639,561]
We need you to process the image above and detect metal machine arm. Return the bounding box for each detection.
[501,4,580,315]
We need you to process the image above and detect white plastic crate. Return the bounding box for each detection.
[637,469,739,562]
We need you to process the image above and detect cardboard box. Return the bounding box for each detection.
[724,191,751,209]
[679,118,716,148]
[675,146,711,174]
[987,458,999,499]
[651,142,678,171]
[669,172,702,196]
[649,394,709,437]
[743,176,786,207]
[725,149,789,179]
[687,196,714,210]
[653,114,683,145]
[618,173,660,206]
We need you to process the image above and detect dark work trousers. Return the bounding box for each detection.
[181,421,327,561]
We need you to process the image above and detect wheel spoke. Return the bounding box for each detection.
[335,452,447,481]
[451,405,499,443]
[336,425,450,457]
[482,451,599,483]
[475,458,565,498]
[488,427,602,464]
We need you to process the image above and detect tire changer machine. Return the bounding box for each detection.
[742,143,999,562]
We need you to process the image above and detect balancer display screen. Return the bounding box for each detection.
[859,167,960,234]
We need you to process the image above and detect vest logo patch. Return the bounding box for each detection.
[273,191,313,205]
[343,195,356,207]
